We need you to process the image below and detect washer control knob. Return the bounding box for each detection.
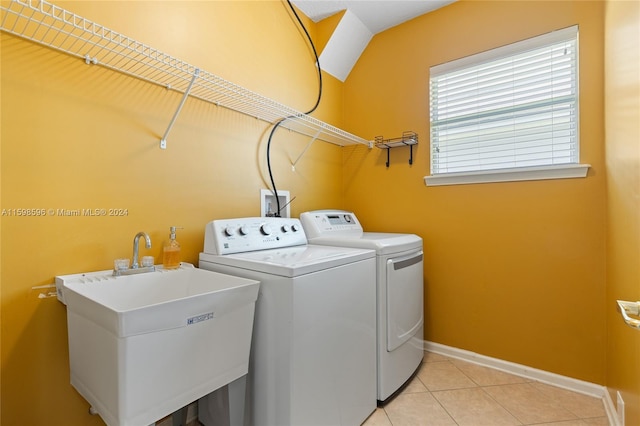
[238,225,249,236]
[224,226,235,236]
[260,224,273,235]
[291,224,300,232]
[281,224,291,233]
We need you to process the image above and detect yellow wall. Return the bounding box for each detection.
[604,0,640,423]
[343,0,607,384]
[0,1,345,424]
[316,10,347,56]
[3,0,639,424]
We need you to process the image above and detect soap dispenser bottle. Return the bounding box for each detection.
[163,226,182,270]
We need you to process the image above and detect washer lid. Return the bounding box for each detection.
[307,232,422,255]
[199,245,375,277]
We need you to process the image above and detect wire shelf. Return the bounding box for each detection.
[0,0,373,148]
[374,131,418,149]
[374,131,418,167]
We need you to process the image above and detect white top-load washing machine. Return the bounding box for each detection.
[300,210,424,404]
[199,217,377,426]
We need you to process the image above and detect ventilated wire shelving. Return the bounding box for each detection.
[0,0,373,149]
[375,131,418,167]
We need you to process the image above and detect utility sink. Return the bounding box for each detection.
[56,263,259,426]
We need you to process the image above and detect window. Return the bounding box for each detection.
[425,26,589,186]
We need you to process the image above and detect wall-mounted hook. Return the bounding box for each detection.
[617,300,640,329]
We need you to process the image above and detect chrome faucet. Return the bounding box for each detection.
[113,231,155,276]
[132,231,151,269]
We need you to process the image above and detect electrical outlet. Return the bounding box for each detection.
[617,391,625,425]
[260,189,290,218]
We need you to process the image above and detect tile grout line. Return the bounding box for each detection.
[450,359,591,425]
[436,359,526,426]
[426,355,599,425]
[372,352,609,426]
[416,362,461,426]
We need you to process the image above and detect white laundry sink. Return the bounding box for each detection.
[56,264,259,426]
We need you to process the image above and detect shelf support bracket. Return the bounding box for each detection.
[160,68,200,149]
[291,129,322,171]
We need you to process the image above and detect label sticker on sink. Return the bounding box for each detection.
[187,312,214,325]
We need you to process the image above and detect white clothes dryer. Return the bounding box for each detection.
[199,217,377,426]
[300,210,424,404]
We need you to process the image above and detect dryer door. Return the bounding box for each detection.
[386,251,424,351]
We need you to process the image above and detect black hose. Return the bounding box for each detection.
[266,0,322,216]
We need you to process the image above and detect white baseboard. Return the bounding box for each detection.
[424,341,617,425]
[603,389,623,426]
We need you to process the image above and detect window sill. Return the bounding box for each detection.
[424,164,591,187]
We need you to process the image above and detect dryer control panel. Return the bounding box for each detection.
[300,210,364,239]
[203,217,307,255]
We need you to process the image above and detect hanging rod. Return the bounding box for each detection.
[0,0,373,148]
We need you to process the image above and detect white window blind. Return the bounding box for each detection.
[429,26,579,176]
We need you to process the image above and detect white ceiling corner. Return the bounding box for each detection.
[291,0,456,35]
[318,10,373,82]
[291,0,456,80]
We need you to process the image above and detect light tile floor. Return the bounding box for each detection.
[363,351,609,426]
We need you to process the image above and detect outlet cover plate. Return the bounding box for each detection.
[261,189,290,218]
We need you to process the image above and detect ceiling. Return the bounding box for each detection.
[290,0,456,34]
